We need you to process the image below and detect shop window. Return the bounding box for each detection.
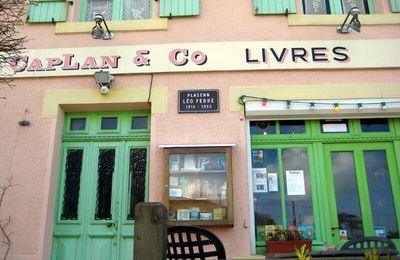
[250,121,305,135]
[364,151,399,239]
[280,120,306,134]
[131,116,148,130]
[83,0,151,21]
[251,148,315,250]
[360,118,390,132]
[302,0,371,14]
[250,121,277,135]
[101,117,118,130]
[321,119,349,133]
[70,118,86,131]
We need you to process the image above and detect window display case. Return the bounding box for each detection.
[163,147,234,227]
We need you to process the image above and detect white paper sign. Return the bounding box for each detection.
[268,173,279,192]
[286,170,306,195]
[252,168,268,193]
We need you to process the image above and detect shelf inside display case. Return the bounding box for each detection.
[163,147,234,227]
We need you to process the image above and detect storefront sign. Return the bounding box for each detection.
[2,39,399,78]
[178,90,219,113]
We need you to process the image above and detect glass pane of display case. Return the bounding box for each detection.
[164,147,233,227]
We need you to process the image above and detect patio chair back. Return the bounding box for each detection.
[341,236,397,250]
[167,226,226,260]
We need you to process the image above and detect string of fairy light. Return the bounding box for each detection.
[237,95,400,112]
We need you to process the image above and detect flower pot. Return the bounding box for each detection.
[265,239,312,254]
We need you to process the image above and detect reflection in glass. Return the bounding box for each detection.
[331,152,363,239]
[283,148,314,227]
[70,118,86,131]
[252,149,282,230]
[364,151,399,239]
[131,117,148,130]
[280,121,306,134]
[101,117,118,130]
[250,121,276,135]
[341,0,368,14]
[360,119,389,132]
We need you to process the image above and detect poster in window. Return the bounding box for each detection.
[252,168,268,193]
[251,150,264,167]
[286,170,306,195]
[177,209,190,221]
[267,173,278,192]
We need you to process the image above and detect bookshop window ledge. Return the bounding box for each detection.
[55,18,168,34]
[288,14,400,26]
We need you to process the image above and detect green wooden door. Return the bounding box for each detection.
[324,143,400,248]
[52,112,150,260]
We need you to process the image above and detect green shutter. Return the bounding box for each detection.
[329,0,343,14]
[253,0,296,15]
[28,0,67,23]
[390,0,400,12]
[159,0,200,17]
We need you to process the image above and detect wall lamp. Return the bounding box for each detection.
[337,7,361,34]
[94,70,114,95]
[92,14,114,40]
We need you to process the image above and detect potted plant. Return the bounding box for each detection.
[265,228,312,254]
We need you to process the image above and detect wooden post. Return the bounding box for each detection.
[134,202,167,260]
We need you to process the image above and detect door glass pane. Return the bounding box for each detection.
[123,0,151,20]
[86,0,113,21]
[95,149,115,220]
[127,148,147,220]
[101,117,118,130]
[250,121,276,135]
[70,118,86,131]
[331,152,363,239]
[61,149,83,220]
[282,148,314,237]
[251,149,282,241]
[131,117,148,130]
[280,121,306,134]
[364,151,399,239]
[360,119,389,132]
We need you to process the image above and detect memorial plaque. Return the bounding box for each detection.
[303,0,328,14]
[178,90,219,113]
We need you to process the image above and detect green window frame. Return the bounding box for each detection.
[391,0,400,12]
[27,0,68,23]
[250,118,400,253]
[80,0,152,21]
[253,0,296,15]
[159,0,200,17]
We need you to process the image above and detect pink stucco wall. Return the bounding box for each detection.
[1,0,400,259]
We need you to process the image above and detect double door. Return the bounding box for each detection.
[324,143,400,246]
[51,141,149,260]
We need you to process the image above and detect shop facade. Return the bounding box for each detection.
[0,0,400,259]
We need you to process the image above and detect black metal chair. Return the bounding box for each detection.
[167,226,226,260]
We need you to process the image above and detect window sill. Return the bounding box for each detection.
[288,13,400,26]
[55,18,168,34]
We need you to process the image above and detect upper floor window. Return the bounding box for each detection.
[83,0,151,21]
[302,0,370,14]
